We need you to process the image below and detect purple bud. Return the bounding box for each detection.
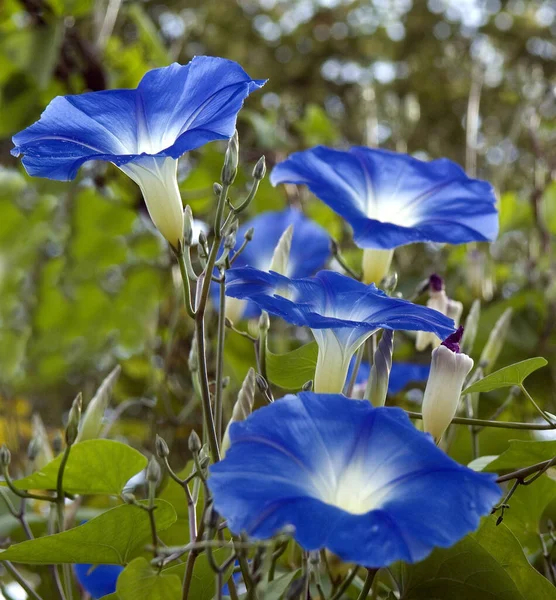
[441,326,464,353]
[429,274,444,292]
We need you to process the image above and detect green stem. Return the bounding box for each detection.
[176,249,196,319]
[356,569,378,600]
[329,568,358,600]
[520,384,555,425]
[406,410,556,430]
[1,561,44,600]
[55,446,73,600]
[215,274,227,443]
[496,456,556,484]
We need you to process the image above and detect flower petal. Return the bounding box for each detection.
[271,146,498,249]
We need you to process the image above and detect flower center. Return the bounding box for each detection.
[316,462,391,515]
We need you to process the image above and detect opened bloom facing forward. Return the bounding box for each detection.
[209,392,501,567]
[214,207,330,322]
[226,268,454,392]
[12,57,265,248]
[271,147,498,284]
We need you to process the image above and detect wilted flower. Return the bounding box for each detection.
[422,327,474,441]
[209,392,501,567]
[415,274,463,351]
[271,146,498,284]
[226,268,454,392]
[12,57,265,248]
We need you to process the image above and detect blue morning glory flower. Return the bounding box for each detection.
[208,392,501,567]
[74,564,123,599]
[347,359,430,395]
[270,146,498,284]
[225,268,454,392]
[11,57,265,248]
[215,207,330,322]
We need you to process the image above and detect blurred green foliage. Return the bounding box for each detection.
[0,0,555,514]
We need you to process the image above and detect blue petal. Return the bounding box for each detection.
[209,393,501,567]
[74,564,123,599]
[225,268,455,342]
[347,360,430,394]
[271,146,498,249]
[12,57,265,181]
[211,208,330,319]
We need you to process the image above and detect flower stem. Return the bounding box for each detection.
[406,410,556,430]
[176,248,196,319]
[2,561,44,600]
[56,446,73,600]
[356,568,378,600]
[215,274,227,442]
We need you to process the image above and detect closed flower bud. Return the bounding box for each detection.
[258,311,270,333]
[222,368,256,455]
[122,492,137,505]
[146,456,161,484]
[422,327,474,442]
[183,205,194,247]
[155,435,170,459]
[302,380,313,391]
[253,156,266,181]
[77,366,120,443]
[368,329,394,407]
[213,182,223,197]
[479,308,512,373]
[188,430,202,453]
[221,131,239,186]
[461,299,481,355]
[244,227,255,242]
[269,225,293,277]
[0,445,11,467]
[65,393,83,446]
[416,275,463,351]
[224,230,237,251]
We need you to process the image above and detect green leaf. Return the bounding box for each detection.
[2,439,146,495]
[0,500,176,565]
[398,518,556,599]
[462,357,547,394]
[116,557,181,600]
[257,570,301,600]
[267,342,317,390]
[484,440,556,472]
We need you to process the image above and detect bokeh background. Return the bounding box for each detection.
[0,0,555,463]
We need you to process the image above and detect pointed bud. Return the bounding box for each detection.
[65,393,82,446]
[213,183,223,197]
[146,456,161,484]
[258,311,270,334]
[461,300,481,355]
[479,308,512,372]
[368,329,394,407]
[244,227,255,242]
[269,225,293,276]
[221,131,239,186]
[122,492,137,505]
[77,366,121,443]
[27,438,41,462]
[183,206,194,246]
[302,380,313,392]
[155,435,170,459]
[0,445,11,467]
[422,329,473,442]
[224,230,237,251]
[188,430,202,453]
[253,156,266,181]
[222,368,257,455]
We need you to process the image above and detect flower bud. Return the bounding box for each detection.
[213,183,223,197]
[188,430,202,454]
[253,156,266,181]
[155,435,170,459]
[422,327,474,442]
[221,130,239,186]
[416,275,463,351]
[479,308,512,373]
[0,445,11,467]
[183,205,194,247]
[244,227,255,242]
[258,311,270,334]
[302,380,313,391]
[222,368,256,455]
[77,366,120,443]
[461,299,480,356]
[122,492,137,505]
[368,329,393,407]
[268,225,293,276]
[146,456,161,484]
[65,393,83,446]
[362,248,394,285]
